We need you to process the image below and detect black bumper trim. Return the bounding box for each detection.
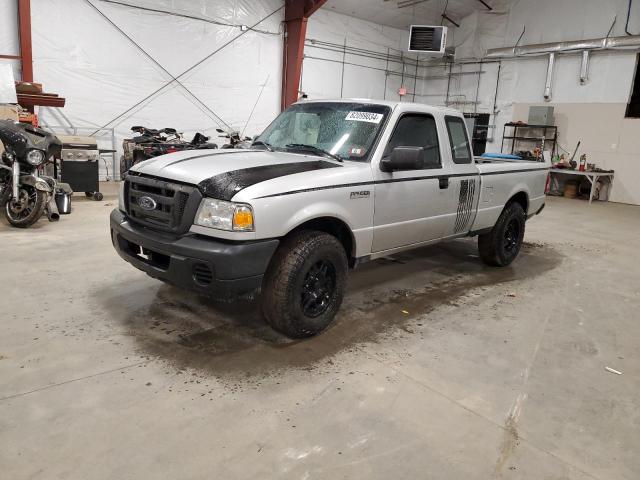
[110,209,279,298]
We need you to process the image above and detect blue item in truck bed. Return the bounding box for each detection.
[481,153,522,160]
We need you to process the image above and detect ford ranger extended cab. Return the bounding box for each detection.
[111,100,548,338]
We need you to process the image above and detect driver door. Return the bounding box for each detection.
[372,112,452,253]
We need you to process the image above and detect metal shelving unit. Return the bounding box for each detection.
[501,123,558,159]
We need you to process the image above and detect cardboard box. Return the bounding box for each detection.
[0,104,19,121]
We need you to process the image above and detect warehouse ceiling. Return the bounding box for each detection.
[324,0,493,29]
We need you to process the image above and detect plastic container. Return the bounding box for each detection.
[55,191,72,214]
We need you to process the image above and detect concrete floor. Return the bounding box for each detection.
[1,182,639,479]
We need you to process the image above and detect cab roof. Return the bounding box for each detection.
[295,98,462,116]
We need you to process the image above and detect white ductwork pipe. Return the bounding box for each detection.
[485,34,640,58]
[544,53,555,101]
[486,34,640,100]
[580,50,590,85]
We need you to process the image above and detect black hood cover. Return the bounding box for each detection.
[198,160,340,200]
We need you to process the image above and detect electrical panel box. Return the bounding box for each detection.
[528,106,555,126]
[408,26,447,54]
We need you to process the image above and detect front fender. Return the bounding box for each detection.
[282,198,373,257]
[20,174,51,192]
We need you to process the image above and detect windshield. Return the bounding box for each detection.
[255,102,391,162]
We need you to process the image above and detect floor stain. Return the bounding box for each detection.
[103,239,563,378]
[495,414,520,475]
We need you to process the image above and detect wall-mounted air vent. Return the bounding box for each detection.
[408,25,448,54]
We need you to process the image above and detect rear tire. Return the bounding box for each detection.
[478,202,526,267]
[261,230,348,338]
[5,185,47,228]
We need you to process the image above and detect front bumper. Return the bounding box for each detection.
[110,209,279,298]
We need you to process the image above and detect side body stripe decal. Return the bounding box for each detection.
[254,167,548,199]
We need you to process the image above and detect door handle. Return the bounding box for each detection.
[438,177,449,189]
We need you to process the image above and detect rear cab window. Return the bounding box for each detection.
[445,116,472,164]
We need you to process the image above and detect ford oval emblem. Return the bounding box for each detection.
[138,196,157,211]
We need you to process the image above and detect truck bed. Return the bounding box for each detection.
[470,159,549,233]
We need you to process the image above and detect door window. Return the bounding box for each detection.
[445,116,472,164]
[384,114,441,169]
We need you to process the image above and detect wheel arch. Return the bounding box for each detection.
[286,216,356,263]
[507,190,529,214]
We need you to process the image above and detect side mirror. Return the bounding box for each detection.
[380,146,423,172]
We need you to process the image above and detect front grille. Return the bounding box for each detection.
[125,174,200,234]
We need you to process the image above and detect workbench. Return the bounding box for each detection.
[549,168,615,204]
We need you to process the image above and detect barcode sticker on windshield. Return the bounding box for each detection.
[345,111,383,124]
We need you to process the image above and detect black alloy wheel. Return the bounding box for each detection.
[478,201,526,267]
[261,230,348,338]
[503,218,521,253]
[300,260,337,318]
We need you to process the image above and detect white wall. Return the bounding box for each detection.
[450,0,640,205]
[302,8,411,102]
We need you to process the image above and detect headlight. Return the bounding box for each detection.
[195,199,254,231]
[26,149,45,165]
[118,181,126,212]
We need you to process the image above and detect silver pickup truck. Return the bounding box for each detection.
[111,99,549,338]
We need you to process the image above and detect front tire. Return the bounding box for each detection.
[478,202,526,267]
[261,230,348,338]
[5,185,47,228]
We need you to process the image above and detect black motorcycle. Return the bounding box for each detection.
[0,120,68,228]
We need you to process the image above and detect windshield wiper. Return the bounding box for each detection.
[251,140,273,151]
[284,144,343,162]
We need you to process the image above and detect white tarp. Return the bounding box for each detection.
[29,0,284,178]
[0,63,18,103]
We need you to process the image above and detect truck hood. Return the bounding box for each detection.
[130,149,318,184]
[129,148,352,201]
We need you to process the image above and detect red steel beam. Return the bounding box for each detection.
[17,93,66,108]
[18,0,33,82]
[281,0,327,110]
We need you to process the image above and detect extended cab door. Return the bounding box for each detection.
[439,115,481,237]
[371,111,453,252]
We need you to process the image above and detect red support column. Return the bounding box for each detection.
[18,0,33,83]
[281,0,327,110]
